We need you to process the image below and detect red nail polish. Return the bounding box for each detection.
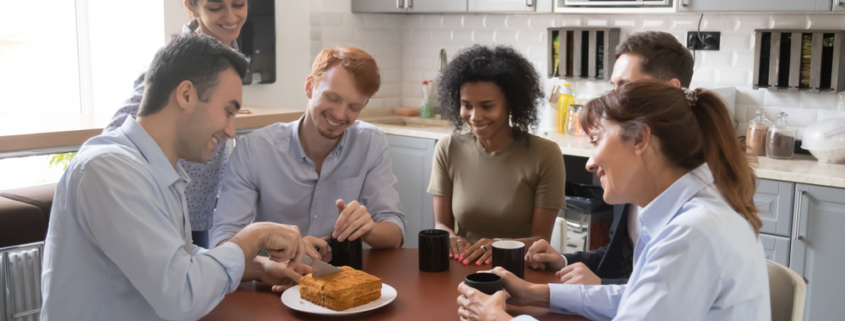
[485,260,490,264]
[463,259,468,264]
[476,261,481,265]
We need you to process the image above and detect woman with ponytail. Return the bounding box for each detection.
[456,80,770,321]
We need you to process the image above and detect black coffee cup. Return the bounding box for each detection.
[464,273,503,295]
[492,240,525,279]
[418,229,450,272]
[329,237,363,270]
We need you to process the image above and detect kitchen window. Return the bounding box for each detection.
[0,0,165,190]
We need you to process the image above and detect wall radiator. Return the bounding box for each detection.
[1,242,42,321]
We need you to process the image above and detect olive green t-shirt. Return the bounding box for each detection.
[427,133,566,244]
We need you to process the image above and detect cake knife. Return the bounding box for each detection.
[301,255,343,278]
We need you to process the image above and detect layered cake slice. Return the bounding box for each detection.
[299,266,382,311]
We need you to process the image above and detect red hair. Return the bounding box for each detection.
[311,46,380,97]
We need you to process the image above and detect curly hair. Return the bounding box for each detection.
[437,45,543,144]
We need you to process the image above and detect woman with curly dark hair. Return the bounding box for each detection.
[427,45,566,266]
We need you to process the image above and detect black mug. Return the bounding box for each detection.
[464,273,503,295]
[418,229,450,272]
[329,237,363,270]
[492,240,525,279]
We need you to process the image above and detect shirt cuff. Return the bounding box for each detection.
[511,315,539,321]
[549,283,584,315]
[374,215,406,241]
[203,242,246,294]
[561,254,568,268]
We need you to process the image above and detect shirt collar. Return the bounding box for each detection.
[119,117,189,187]
[638,163,714,239]
[289,115,350,163]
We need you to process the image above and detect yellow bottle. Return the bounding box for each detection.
[557,84,575,134]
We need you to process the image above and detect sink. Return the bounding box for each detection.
[368,116,452,129]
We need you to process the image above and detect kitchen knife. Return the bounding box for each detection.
[301,255,343,278]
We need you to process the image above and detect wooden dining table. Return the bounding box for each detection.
[201,248,588,321]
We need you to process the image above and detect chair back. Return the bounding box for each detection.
[767,259,806,321]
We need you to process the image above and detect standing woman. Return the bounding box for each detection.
[428,45,566,266]
[103,0,248,248]
[456,80,770,321]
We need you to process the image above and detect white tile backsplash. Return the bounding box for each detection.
[310,10,845,120]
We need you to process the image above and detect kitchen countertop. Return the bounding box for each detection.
[0,106,304,157]
[371,117,845,189]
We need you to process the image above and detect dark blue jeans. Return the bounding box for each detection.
[192,230,209,249]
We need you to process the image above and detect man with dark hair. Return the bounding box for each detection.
[41,35,314,321]
[527,31,694,286]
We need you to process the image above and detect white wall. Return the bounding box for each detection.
[161,0,312,110]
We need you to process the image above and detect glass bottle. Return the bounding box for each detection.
[565,104,585,137]
[746,109,772,156]
[766,112,796,160]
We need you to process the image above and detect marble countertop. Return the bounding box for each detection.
[370,118,845,189]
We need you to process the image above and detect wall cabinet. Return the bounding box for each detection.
[352,0,467,13]
[678,0,832,12]
[468,0,553,12]
[789,183,845,321]
[386,134,436,248]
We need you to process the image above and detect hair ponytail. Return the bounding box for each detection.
[688,89,762,235]
[581,80,762,235]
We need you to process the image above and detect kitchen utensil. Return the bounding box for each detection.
[301,255,343,278]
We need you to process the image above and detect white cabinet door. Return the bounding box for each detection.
[386,135,436,248]
[468,0,537,12]
[789,184,845,321]
[678,0,831,12]
[835,0,845,11]
[408,0,468,12]
[351,0,407,13]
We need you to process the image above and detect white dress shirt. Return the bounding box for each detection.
[515,164,771,321]
[41,118,245,321]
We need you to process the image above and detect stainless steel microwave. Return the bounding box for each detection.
[563,0,672,6]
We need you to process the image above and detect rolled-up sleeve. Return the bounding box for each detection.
[360,132,406,239]
[211,136,260,247]
[75,155,245,321]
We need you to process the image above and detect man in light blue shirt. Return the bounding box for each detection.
[212,47,406,254]
[41,35,311,321]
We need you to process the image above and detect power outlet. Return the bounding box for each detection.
[687,31,720,51]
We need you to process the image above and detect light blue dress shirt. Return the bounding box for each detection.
[514,164,771,321]
[41,118,245,321]
[211,117,406,247]
[102,20,237,231]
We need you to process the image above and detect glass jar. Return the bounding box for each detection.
[564,104,586,137]
[746,109,772,156]
[766,112,796,160]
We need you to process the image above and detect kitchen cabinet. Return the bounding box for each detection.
[760,234,790,266]
[386,134,436,248]
[352,0,467,13]
[789,183,845,321]
[678,0,832,12]
[754,179,794,237]
[468,0,553,12]
[835,0,845,11]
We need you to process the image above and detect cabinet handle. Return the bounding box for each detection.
[396,0,404,9]
[682,0,690,6]
[407,0,413,8]
[793,190,805,241]
[525,0,534,7]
